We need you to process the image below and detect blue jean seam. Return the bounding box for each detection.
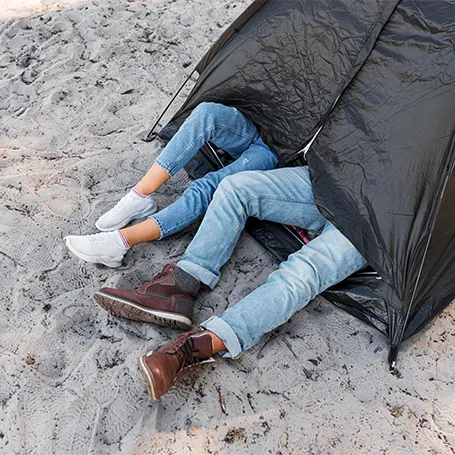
[320,258,367,290]
[156,201,211,240]
[168,202,210,233]
[213,210,244,272]
[164,124,258,176]
[155,158,172,175]
[213,194,317,271]
[150,214,165,240]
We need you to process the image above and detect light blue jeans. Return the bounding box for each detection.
[177,167,368,358]
[150,102,278,238]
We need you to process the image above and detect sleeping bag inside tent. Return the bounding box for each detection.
[152,0,455,368]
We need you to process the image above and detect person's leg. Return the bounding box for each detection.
[177,167,327,288]
[134,102,263,195]
[66,103,278,264]
[92,167,321,325]
[202,222,367,357]
[123,137,278,244]
[136,167,367,400]
[95,102,263,232]
[137,222,366,399]
[65,139,278,265]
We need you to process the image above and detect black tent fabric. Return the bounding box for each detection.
[307,0,455,362]
[159,0,400,162]
[155,0,455,368]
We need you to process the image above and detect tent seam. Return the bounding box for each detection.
[393,130,455,367]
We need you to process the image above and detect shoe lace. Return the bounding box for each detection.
[172,339,199,371]
[109,194,131,216]
[138,264,177,294]
[148,264,174,285]
[86,232,111,245]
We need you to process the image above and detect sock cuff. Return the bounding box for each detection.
[174,268,201,296]
[117,230,131,249]
[131,187,148,198]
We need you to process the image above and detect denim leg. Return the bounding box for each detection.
[178,167,328,288]
[151,138,278,238]
[202,222,368,358]
[154,102,261,177]
[174,166,367,357]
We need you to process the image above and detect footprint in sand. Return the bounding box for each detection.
[432,382,455,434]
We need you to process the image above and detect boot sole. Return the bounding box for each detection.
[96,205,158,232]
[94,291,193,330]
[138,354,159,400]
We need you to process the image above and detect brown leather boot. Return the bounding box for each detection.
[93,264,200,330]
[138,330,215,400]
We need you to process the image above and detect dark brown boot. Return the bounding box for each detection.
[93,264,200,330]
[138,330,214,400]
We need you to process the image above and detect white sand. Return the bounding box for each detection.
[1,1,454,454]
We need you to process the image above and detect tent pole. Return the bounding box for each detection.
[143,68,197,143]
[143,1,269,144]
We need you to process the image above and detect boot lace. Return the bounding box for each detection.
[166,332,200,371]
[174,342,199,371]
[147,264,175,285]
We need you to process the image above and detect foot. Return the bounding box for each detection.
[93,264,200,330]
[64,230,128,268]
[95,188,157,232]
[138,330,214,400]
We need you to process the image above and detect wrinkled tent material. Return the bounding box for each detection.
[156,0,455,367]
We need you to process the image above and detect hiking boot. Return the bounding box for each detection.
[94,264,200,330]
[95,188,157,232]
[138,330,215,400]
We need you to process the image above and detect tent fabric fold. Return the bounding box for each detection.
[160,0,400,162]
[308,0,455,358]
[156,0,455,367]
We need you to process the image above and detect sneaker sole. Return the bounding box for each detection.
[94,291,193,330]
[65,238,123,268]
[138,354,159,400]
[95,205,158,232]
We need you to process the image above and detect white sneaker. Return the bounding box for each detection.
[64,231,128,268]
[95,189,157,232]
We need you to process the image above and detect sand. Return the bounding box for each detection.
[1,0,455,454]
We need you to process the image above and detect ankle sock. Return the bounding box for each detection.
[174,268,201,296]
[131,187,149,199]
[115,230,131,249]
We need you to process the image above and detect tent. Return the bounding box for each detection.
[147,0,455,369]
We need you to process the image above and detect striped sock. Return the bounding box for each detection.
[131,187,148,199]
[117,229,131,249]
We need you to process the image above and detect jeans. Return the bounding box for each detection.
[150,102,278,238]
[177,167,368,358]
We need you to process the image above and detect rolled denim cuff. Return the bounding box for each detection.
[177,260,219,289]
[200,316,243,359]
[149,213,165,240]
[154,158,177,177]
